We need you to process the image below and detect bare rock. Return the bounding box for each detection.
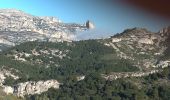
[3,80,60,97]
[86,20,95,29]
[138,38,154,45]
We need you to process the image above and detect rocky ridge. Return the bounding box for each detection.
[0,9,92,51]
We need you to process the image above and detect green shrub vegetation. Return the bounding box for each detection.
[27,67,170,100]
[0,40,139,85]
[3,40,170,100]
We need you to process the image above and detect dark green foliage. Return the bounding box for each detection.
[161,47,170,60]
[28,67,170,100]
[0,40,138,85]
[158,85,170,100]
[3,76,16,86]
[58,40,138,76]
[28,73,140,100]
[1,40,170,100]
[159,34,170,60]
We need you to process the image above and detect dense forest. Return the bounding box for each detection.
[0,40,169,100]
[27,66,170,100]
[0,40,138,85]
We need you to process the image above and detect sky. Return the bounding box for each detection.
[0,0,170,38]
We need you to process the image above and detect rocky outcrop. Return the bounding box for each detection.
[86,20,95,29]
[138,38,154,44]
[77,76,85,81]
[3,80,60,97]
[102,70,160,80]
[156,61,170,68]
[0,66,60,97]
[3,86,13,95]
[112,38,122,43]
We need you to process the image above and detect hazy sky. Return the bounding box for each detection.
[0,0,170,37]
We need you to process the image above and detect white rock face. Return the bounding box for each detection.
[0,9,88,48]
[16,80,60,97]
[3,86,14,94]
[77,76,85,81]
[0,67,60,97]
[0,9,61,31]
[102,70,160,80]
[112,38,122,43]
[156,61,170,68]
[138,38,154,44]
[3,80,60,97]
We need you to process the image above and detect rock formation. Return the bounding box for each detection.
[138,38,154,44]
[0,67,60,97]
[86,20,95,29]
[3,80,60,97]
[0,9,88,51]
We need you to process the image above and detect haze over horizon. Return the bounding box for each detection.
[0,0,170,38]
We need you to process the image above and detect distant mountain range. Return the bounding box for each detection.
[0,9,96,51]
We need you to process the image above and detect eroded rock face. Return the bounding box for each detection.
[3,80,60,97]
[138,38,154,44]
[1,69,84,97]
[3,86,13,94]
[112,38,122,43]
[0,66,60,97]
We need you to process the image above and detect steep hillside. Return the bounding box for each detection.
[1,40,139,83]
[31,66,170,100]
[0,9,91,51]
[27,27,170,100]
[104,28,164,70]
[0,26,170,99]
